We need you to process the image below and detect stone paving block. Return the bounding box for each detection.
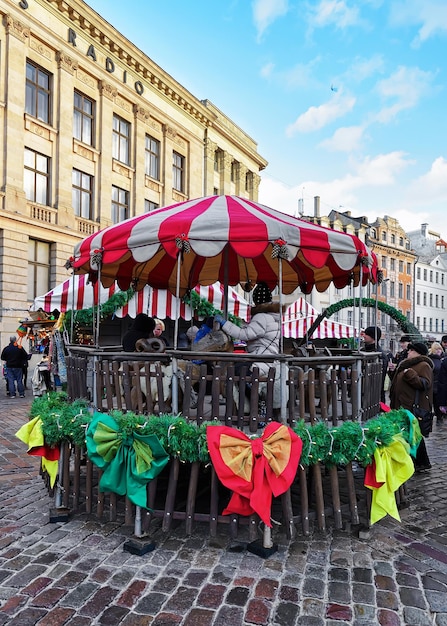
[376,589,399,610]
[352,582,376,604]
[272,601,300,625]
[403,606,434,626]
[31,586,67,608]
[326,603,353,621]
[303,576,325,598]
[7,607,47,624]
[377,608,402,626]
[196,583,226,608]
[213,606,244,626]
[426,590,447,613]
[151,612,182,625]
[59,581,99,608]
[182,570,208,587]
[182,607,215,626]
[226,586,250,606]
[79,585,118,617]
[279,584,299,602]
[120,614,154,625]
[296,617,325,625]
[399,585,428,609]
[163,586,198,613]
[21,576,53,596]
[134,592,168,615]
[375,574,398,591]
[35,606,76,625]
[97,604,130,624]
[328,580,351,603]
[244,598,271,625]
[152,576,179,593]
[117,579,148,608]
[56,570,87,588]
[254,577,279,600]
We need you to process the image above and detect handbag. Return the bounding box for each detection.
[412,386,433,437]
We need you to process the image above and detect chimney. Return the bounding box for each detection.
[421,223,428,237]
[314,196,320,218]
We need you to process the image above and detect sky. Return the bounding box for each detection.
[85,0,447,237]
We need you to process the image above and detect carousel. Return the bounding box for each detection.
[16,196,421,554]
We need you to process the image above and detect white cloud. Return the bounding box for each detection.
[348,54,385,82]
[389,0,447,46]
[260,62,275,78]
[373,65,435,123]
[252,0,289,41]
[353,151,411,185]
[308,0,363,30]
[319,125,366,152]
[286,93,356,135]
[407,157,447,202]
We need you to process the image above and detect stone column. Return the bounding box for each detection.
[220,151,232,194]
[133,104,150,215]
[204,137,217,196]
[97,80,117,228]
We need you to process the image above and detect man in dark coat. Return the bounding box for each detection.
[1,336,28,398]
[389,341,433,471]
[122,314,156,351]
[360,326,389,404]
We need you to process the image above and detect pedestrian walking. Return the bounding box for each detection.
[1,335,28,398]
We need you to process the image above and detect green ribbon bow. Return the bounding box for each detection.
[86,413,169,508]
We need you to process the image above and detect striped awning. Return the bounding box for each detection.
[32,275,250,321]
[282,298,357,339]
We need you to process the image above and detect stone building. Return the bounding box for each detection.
[0,0,267,347]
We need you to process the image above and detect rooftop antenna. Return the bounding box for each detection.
[297,187,304,217]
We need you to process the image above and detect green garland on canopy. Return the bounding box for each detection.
[63,288,135,328]
[324,298,422,341]
[182,289,243,326]
[28,393,418,469]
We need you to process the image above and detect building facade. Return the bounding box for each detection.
[0,0,267,347]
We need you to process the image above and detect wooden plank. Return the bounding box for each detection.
[163,459,180,533]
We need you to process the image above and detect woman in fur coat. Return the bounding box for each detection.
[389,341,433,471]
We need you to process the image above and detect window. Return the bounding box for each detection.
[173,151,185,192]
[391,234,395,244]
[436,272,439,284]
[423,269,427,280]
[72,169,93,220]
[390,258,395,271]
[145,135,160,180]
[24,148,50,204]
[382,256,387,269]
[406,285,411,300]
[111,186,129,223]
[416,290,420,305]
[390,281,395,297]
[430,270,433,282]
[407,263,411,275]
[144,199,159,213]
[112,114,130,165]
[423,292,427,306]
[398,283,403,298]
[28,239,50,301]
[399,237,404,246]
[436,294,439,307]
[73,91,95,146]
[417,267,421,279]
[214,151,219,172]
[25,60,51,124]
[398,260,404,272]
[430,293,433,307]
[382,232,387,242]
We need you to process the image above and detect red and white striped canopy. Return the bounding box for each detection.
[71,195,378,296]
[282,298,357,339]
[32,275,250,321]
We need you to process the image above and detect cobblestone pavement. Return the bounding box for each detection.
[1,394,447,626]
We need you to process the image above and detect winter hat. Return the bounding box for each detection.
[252,282,272,305]
[399,335,411,343]
[408,342,428,356]
[363,326,381,341]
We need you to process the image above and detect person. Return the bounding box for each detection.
[388,334,411,381]
[428,342,444,421]
[1,335,28,398]
[360,326,389,404]
[214,281,282,408]
[441,335,447,355]
[122,313,156,351]
[153,318,170,347]
[31,346,53,396]
[389,342,433,471]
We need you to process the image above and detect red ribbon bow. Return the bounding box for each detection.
[207,423,302,526]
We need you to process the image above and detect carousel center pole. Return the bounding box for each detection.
[171,249,182,414]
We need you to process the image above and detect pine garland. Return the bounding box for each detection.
[27,394,416,468]
[63,288,135,329]
[324,298,422,340]
[182,289,243,326]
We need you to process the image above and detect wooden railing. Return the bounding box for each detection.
[56,346,386,539]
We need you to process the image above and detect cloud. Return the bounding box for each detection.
[260,62,275,78]
[348,54,385,82]
[307,0,363,30]
[286,93,356,135]
[373,65,435,123]
[389,0,447,46]
[407,157,447,201]
[319,125,366,152]
[252,0,289,41]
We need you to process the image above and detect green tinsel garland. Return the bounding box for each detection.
[325,298,422,341]
[28,394,415,468]
[183,289,242,326]
[63,288,135,329]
